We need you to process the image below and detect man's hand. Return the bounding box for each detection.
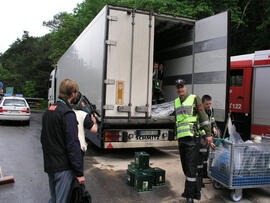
[213,127,218,137]
[210,143,216,150]
[205,136,213,146]
[90,114,98,133]
[77,176,85,184]
[91,114,97,124]
[205,136,216,150]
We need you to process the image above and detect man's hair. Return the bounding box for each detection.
[59,79,79,101]
[202,94,212,103]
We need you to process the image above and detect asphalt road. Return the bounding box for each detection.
[0,112,270,203]
[0,112,48,203]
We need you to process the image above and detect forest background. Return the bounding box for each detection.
[0,0,269,98]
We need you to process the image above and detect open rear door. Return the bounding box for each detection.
[105,8,154,118]
[194,11,230,122]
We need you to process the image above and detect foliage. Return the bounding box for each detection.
[0,0,269,98]
[0,31,53,97]
[22,81,38,98]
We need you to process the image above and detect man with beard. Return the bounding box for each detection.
[41,79,97,203]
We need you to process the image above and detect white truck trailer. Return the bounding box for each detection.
[48,5,230,149]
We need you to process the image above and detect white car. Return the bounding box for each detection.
[0,96,31,125]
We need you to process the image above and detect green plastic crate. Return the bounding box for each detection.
[126,169,135,186]
[135,152,149,170]
[128,162,137,170]
[134,171,153,192]
[153,167,166,186]
[145,167,166,186]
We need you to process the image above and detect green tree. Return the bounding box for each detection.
[1,0,269,99]
[0,31,53,97]
[22,81,38,98]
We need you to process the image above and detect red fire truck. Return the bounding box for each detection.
[230,50,270,140]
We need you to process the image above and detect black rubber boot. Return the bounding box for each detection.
[186,198,194,203]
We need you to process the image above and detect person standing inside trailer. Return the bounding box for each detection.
[174,79,212,203]
[152,61,162,104]
[41,79,97,203]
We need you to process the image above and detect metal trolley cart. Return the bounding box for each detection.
[208,137,270,201]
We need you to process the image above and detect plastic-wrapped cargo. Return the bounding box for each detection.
[228,117,243,144]
[151,101,174,117]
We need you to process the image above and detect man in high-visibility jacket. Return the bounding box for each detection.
[174,79,212,203]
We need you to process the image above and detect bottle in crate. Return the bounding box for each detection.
[134,171,153,192]
[145,167,166,186]
[153,167,166,186]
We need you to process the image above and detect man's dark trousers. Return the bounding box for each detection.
[48,170,74,203]
[178,136,201,200]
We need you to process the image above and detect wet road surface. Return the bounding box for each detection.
[1,112,270,203]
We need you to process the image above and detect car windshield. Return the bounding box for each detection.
[3,99,26,107]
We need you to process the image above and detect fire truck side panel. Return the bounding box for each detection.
[251,66,270,136]
[229,66,252,114]
[230,57,253,114]
[251,50,270,137]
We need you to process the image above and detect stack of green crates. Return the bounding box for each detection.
[126,151,166,192]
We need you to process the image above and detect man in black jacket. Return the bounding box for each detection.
[41,79,97,203]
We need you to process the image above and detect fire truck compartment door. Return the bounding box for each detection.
[194,11,229,122]
[252,67,270,126]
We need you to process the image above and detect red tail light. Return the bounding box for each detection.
[22,108,30,113]
[0,107,8,112]
[104,131,119,142]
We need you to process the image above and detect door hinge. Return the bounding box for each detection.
[117,106,131,112]
[135,106,148,113]
[103,105,114,110]
[107,15,118,21]
[104,79,115,85]
[106,40,117,46]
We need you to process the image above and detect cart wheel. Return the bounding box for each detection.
[230,189,242,202]
[212,181,222,190]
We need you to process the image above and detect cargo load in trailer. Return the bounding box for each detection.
[48,5,230,149]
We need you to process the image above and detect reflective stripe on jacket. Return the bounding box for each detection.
[175,95,197,138]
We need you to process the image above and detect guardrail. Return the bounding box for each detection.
[25,97,44,108]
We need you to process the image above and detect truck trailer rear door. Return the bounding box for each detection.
[105,8,154,118]
[194,11,230,122]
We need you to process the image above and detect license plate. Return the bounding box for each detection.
[9,110,19,113]
[136,130,160,140]
[137,130,159,136]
